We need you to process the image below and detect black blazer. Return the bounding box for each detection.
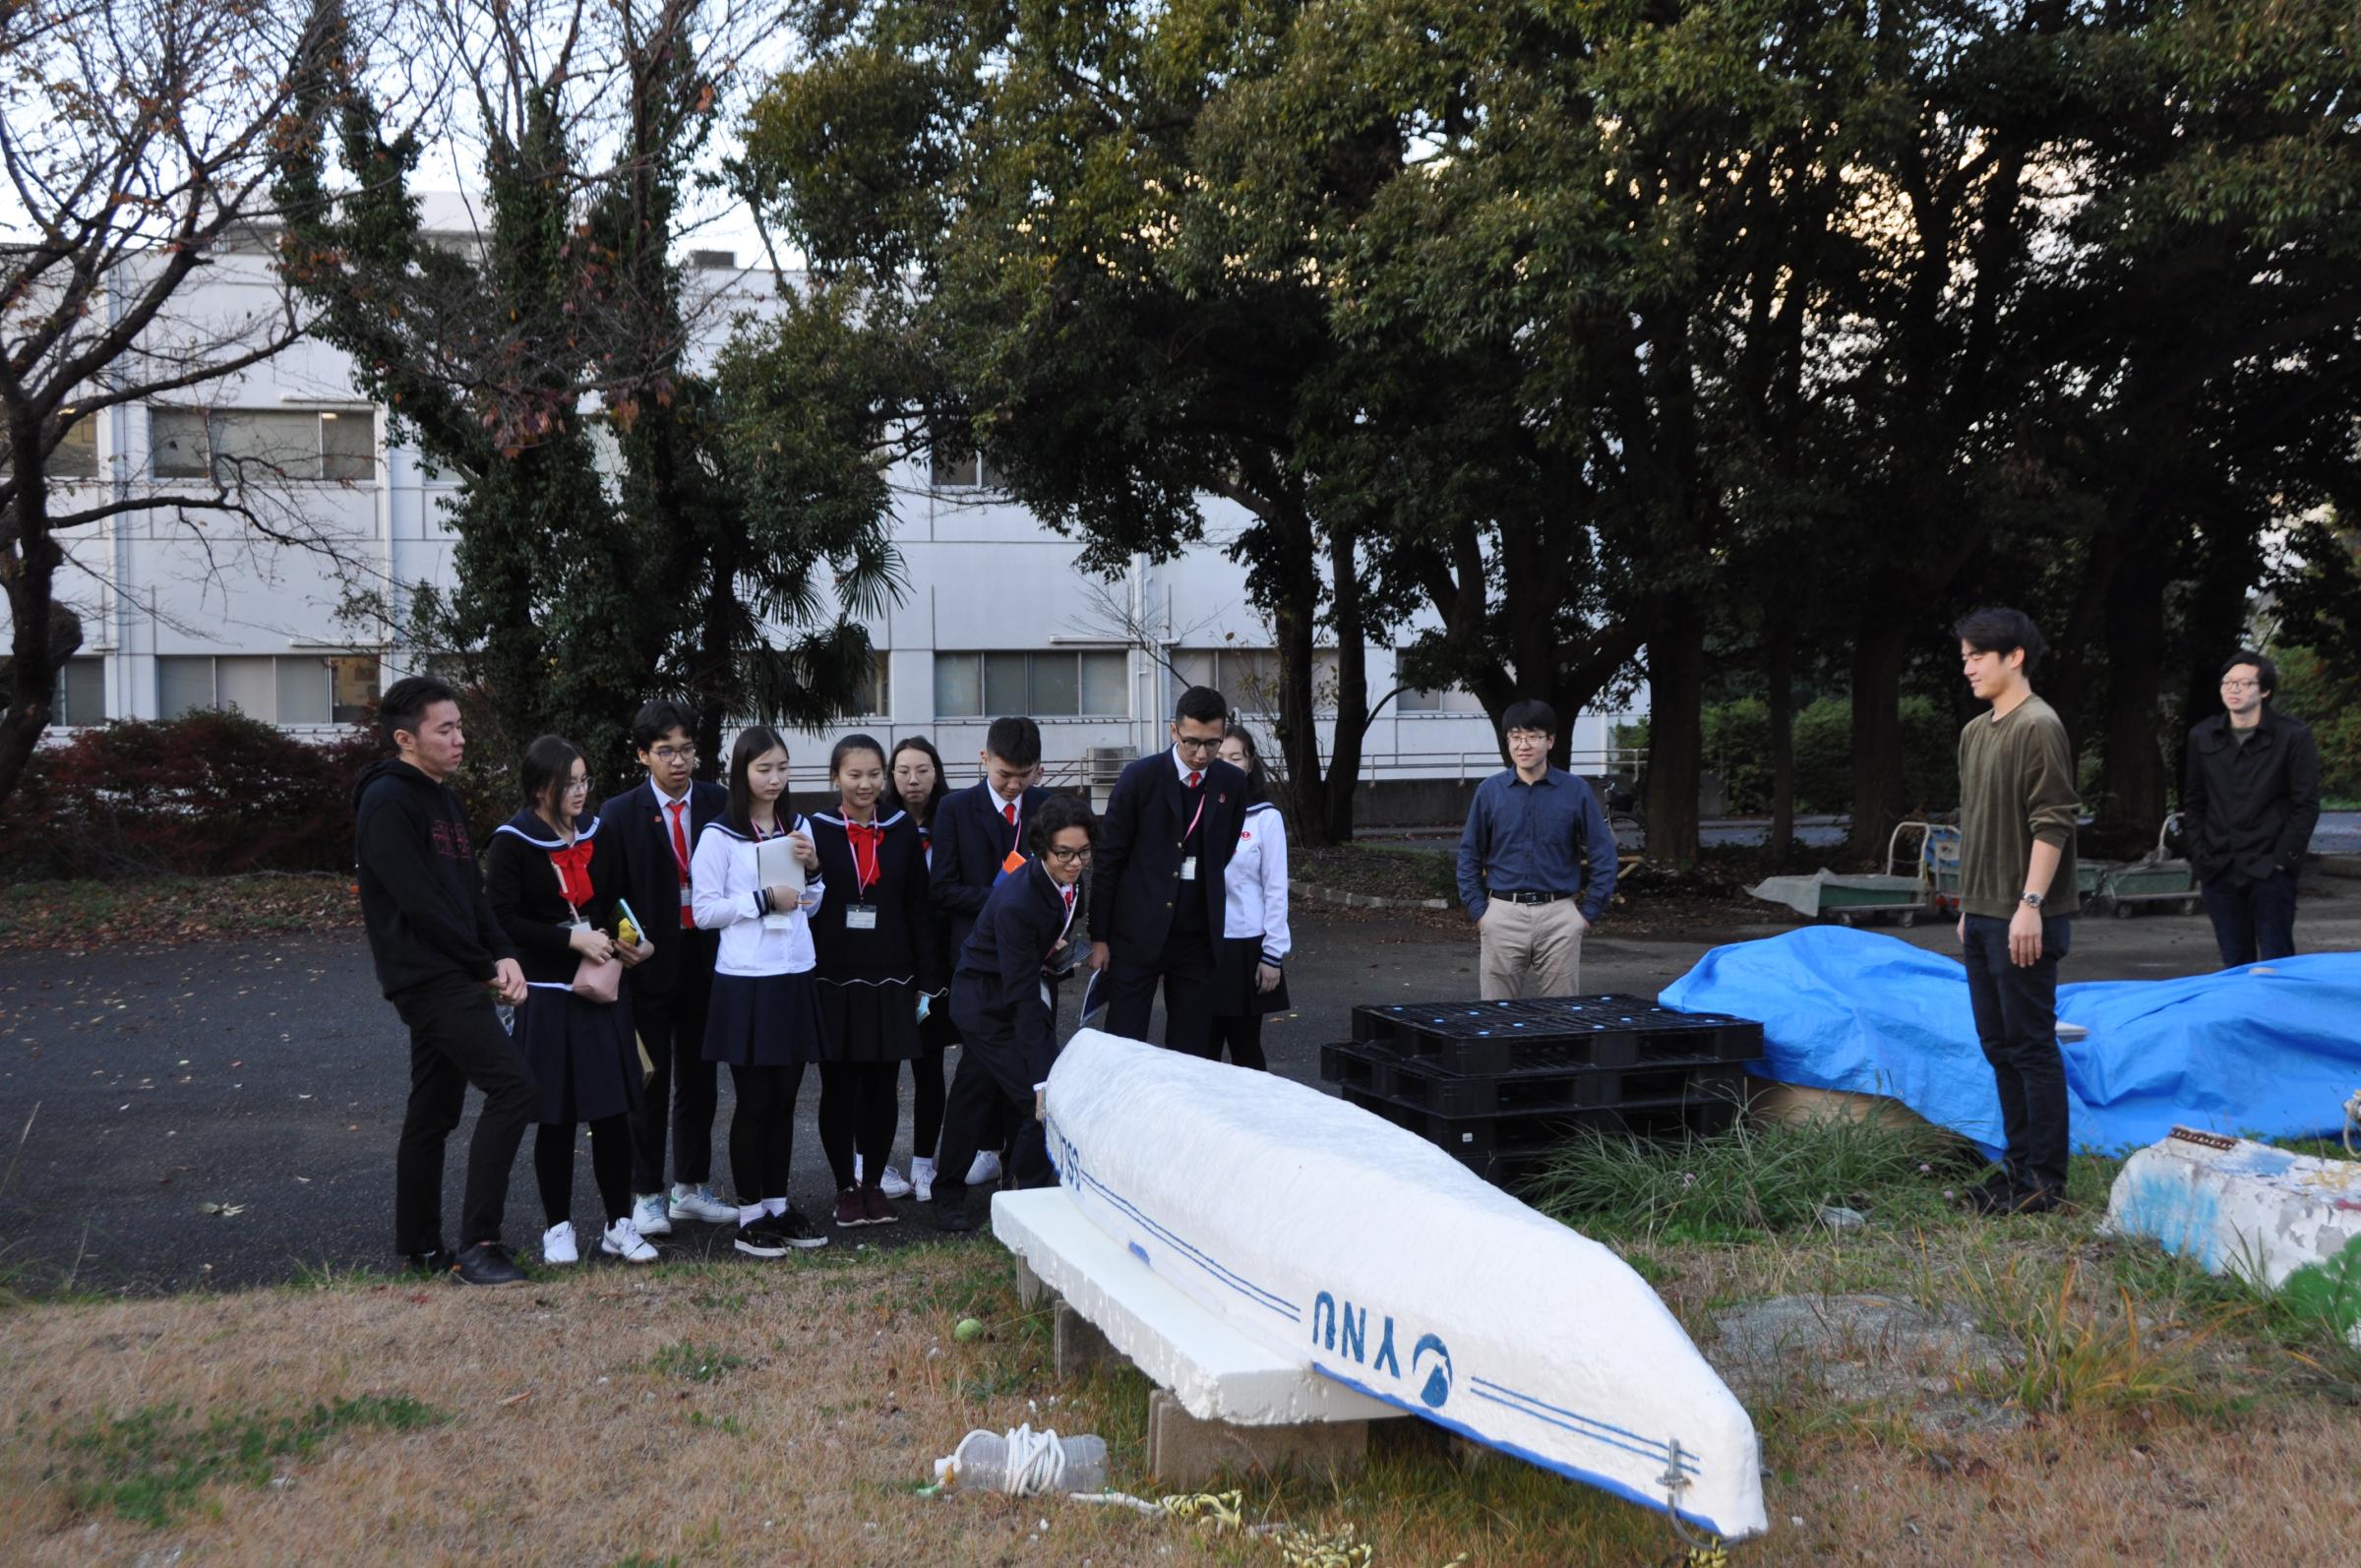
[597,778,727,994]
[482,810,624,988]
[808,809,942,991]
[1088,751,1247,962]
[928,779,1053,957]
[2184,708,2321,885]
[950,859,1079,1076]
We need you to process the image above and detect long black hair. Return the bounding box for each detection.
[725,725,792,837]
[520,734,586,827]
[890,735,949,825]
[1222,721,1268,804]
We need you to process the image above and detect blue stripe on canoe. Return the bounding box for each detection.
[1468,1376,1700,1474]
[1312,1362,1747,1541]
[1044,1121,1300,1321]
[1465,1385,1699,1473]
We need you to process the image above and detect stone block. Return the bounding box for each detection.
[1054,1298,1120,1378]
[1015,1253,1055,1310]
[1143,1389,1368,1488]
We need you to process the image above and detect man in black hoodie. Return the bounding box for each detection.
[355,676,533,1286]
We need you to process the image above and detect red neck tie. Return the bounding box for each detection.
[1003,801,1017,825]
[1061,885,1075,911]
[1187,770,1201,789]
[667,801,693,929]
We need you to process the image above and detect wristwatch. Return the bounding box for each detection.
[2020,891,2045,909]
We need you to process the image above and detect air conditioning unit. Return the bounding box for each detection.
[1083,746,1135,804]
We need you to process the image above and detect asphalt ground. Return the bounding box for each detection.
[5,891,2357,1296]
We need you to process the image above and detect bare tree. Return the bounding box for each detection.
[0,0,379,806]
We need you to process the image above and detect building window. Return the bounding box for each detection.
[3,416,100,480]
[1393,652,1483,714]
[934,651,1127,717]
[1171,648,1341,716]
[52,657,105,725]
[151,408,375,483]
[842,649,890,718]
[928,448,1005,491]
[157,653,381,725]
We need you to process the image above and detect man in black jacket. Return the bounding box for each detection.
[354,677,532,1286]
[601,699,735,1236]
[1087,685,1247,1056]
[932,796,1099,1232]
[2185,649,2321,966]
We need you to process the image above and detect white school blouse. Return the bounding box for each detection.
[1221,801,1292,965]
[691,818,827,978]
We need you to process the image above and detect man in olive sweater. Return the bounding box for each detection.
[1953,608,2081,1216]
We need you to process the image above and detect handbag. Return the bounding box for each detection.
[548,851,624,1003]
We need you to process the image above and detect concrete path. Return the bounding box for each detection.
[4,893,2356,1294]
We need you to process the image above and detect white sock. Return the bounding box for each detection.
[913,1156,936,1175]
[738,1203,767,1228]
[762,1196,787,1218]
[853,1154,865,1181]
[673,1181,699,1200]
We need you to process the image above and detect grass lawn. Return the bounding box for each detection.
[9,1118,2361,1565]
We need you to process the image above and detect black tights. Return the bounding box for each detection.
[729,1063,805,1205]
[818,1061,900,1189]
[1209,1013,1268,1071]
[534,1114,633,1230]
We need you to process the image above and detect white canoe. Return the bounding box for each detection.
[1041,1029,1767,1539]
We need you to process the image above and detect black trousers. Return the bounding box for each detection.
[390,973,539,1255]
[1961,914,2074,1196]
[817,1061,900,1189]
[933,1001,1057,1210]
[728,1062,804,1204]
[1208,1011,1267,1070]
[2201,870,2298,968]
[1102,927,1218,1056]
[627,974,717,1193]
[534,1114,633,1230]
[909,1002,957,1159]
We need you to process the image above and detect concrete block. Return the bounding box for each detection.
[1055,1299,1120,1378]
[1014,1253,1054,1310]
[1145,1389,1369,1488]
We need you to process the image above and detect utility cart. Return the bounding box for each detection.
[2095,814,2201,918]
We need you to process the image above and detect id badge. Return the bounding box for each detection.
[678,883,693,910]
[845,905,879,931]
[1180,856,1197,882]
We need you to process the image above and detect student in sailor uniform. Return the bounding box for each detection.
[931,794,1099,1232]
[883,736,954,1199]
[810,734,941,1229]
[481,735,659,1266]
[694,725,830,1257]
[1209,726,1291,1069]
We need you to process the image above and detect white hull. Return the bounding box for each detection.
[1042,1029,1767,1538]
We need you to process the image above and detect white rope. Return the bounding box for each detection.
[933,1423,1069,1495]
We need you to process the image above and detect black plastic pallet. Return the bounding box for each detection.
[1320,1040,1747,1116]
[1349,995,1761,1075]
[1338,1081,1743,1159]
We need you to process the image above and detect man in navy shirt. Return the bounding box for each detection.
[1455,699,1618,998]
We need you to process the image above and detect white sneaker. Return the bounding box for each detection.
[541,1221,578,1266]
[966,1149,1003,1186]
[600,1217,659,1264]
[909,1156,937,1204]
[669,1182,736,1224]
[631,1193,674,1237]
[878,1164,913,1199]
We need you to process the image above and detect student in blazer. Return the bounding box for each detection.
[598,699,734,1237]
[1086,685,1246,1056]
[927,715,1053,958]
[931,794,1099,1231]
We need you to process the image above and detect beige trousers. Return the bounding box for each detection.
[1478,897,1587,999]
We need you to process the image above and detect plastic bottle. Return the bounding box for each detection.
[938,1424,1108,1495]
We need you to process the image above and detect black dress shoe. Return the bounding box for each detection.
[933,1199,976,1234]
[403,1246,454,1277]
[451,1241,528,1287]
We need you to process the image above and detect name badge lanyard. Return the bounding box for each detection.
[1177,788,1207,881]
[845,820,882,930]
[665,803,694,924]
[996,794,1029,882]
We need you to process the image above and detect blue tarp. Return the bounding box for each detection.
[1659,927,2361,1156]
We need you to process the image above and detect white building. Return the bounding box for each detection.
[27,221,1643,814]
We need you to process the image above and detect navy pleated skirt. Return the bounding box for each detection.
[516,987,644,1123]
[815,975,924,1063]
[702,970,828,1067]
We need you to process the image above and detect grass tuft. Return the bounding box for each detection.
[649,1340,745,1384]
[1968,1257,2215,1417]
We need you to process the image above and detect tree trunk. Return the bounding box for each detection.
[1766,620,1796,860]
[0,455,73,810]
[1318,522,1367,843]
[1268,503,1330,845]
[2097,546,2169,841]
[1846,604,1912,864]
[1642,596,1705,868]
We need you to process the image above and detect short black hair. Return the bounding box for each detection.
[1222,720,1268,802]
[985,715,1042,769]
[1953,607,2047,674]
[2221,648,2276,700]
[632,698,697,753]
[1029,792,1099,857]
[379,675,457,750]
[1501,698,1559,737]
[520,734,586,817]
[1174,685,1227,726]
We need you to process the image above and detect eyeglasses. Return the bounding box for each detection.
[648,745,696,762]
[1045,845,1095,864]
[2219,680,2262,692]
[1174,735,1221,754]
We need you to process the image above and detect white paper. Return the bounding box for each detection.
[757,834,805,929]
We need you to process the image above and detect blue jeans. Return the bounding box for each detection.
[2200,870,2297,968]
[1961,914,2074,1196]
